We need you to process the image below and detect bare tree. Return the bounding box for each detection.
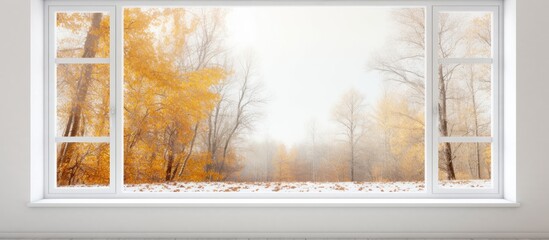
[181,9,226,72]
[464,14,492,179]
[371,9,471,180]
[437,13,468,180]
[333,89,367,181]
[437,13,492,180]
[308,119,319,181]
[204,54,265,181]
[218,58,262,175]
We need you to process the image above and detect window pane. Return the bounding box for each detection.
[438,142,492,189]
[438,64,491,137]
[438,12,492,58]
[57,64,110,137]
[56,142,110,187]
[56,12,110,58]
[123,7,425,193]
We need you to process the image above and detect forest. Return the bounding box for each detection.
[55,7,493,191]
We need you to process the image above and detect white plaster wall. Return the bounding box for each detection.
[0,0,548,238]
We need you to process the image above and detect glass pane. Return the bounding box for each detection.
[438,64,491,137]
[57,64,110,137]
[438,12,492,58]
[438,142,492,189]
[56,12,110,58]
[56,142,110,187]
[123,7,425,193]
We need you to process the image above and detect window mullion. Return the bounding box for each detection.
[439,137,492,143]
[431,6,441,194]
[47,5,56,195]
[438,58,493,64]
[492,5,502,195]
[55,58,110,64]
[425,3,435,196]
[115,3,123,196]
[107,5,116,194]
[55,137,110,143]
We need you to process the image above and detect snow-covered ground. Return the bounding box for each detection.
[439,179,492,189]
[124,180,491,193]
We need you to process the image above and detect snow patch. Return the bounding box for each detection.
[57,180,491,192]
[123,180,490,193]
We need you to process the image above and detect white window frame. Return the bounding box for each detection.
[44,0,504,199]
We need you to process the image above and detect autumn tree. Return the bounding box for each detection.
[273,144,298,181]
[123,8,225,183]
[122,8,265,184]
[170,9,230,181]
[372,92,424,181]
[56,12,110,186]
[367,9,427,183]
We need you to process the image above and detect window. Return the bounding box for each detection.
[433,7,500,194]
[48,6,115,194]
[46,2,501,198]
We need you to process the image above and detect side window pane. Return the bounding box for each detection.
[438,64,492,137]
[435,8,496,192]
[56,64,110,137]
[438,142,491,188]
[56,142,110,187]
[56,12,110,58]
[438,12,492,58]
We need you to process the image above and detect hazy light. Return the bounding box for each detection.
[223,7,401,147]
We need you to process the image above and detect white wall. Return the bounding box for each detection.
[0,0,548,238]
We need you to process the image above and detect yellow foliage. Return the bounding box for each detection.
[273,144,298,182]
[373,92,425,181]
[57,8,229,185]
[122,8,226,184]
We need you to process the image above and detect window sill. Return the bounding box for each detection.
[28,198,520,208]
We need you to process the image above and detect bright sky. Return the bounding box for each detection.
[223,7,402,146]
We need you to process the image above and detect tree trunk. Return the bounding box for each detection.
[164,125,178,182]
[165,153,175,182]
[350,136,355,182]
[177,122,200,178]
[205,101,222,181]
[218,75,248,177]
[470,73,483,179]
[438,65,456,180]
